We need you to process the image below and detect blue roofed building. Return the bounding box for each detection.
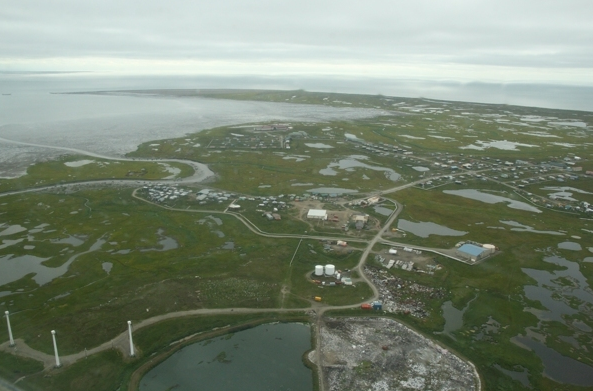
[456,243,491,262]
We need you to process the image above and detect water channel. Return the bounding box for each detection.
[140,323,312,391]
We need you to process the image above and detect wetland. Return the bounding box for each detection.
[1,88,593,391]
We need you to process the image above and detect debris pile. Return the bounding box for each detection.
[313,317,479,391]
[365,266,446,318]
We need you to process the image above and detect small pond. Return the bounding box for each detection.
[304,143,333,149]
[439,297,476,339]
[373,206,393,216]
[140,323,312,391]
[102,262,113,274]
[306,187,358,195]
[493,364,530,388]
[557,241,582,251]
[0,225,27,236]
[51,235,85,247]
[459,140,538,151]
[64,159,95,167]
[140,229,178,252]
[499,220,564,235]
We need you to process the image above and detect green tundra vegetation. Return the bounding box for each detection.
[1,89,593,390]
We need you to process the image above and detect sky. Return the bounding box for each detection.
[1,0,593,86]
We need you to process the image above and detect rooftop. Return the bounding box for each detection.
[458,243,486,257]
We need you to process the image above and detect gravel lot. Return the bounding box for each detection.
[311,317,480,391]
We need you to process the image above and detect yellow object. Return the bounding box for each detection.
[314,296,322,302]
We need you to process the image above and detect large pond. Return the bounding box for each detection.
[319,155,400,181]
[140,323,312,391]
[397,219,467,238]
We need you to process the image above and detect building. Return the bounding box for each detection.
[456,243,490,262]
[352,214,369,223]
[307,209,328,220]
[366,196,381,205]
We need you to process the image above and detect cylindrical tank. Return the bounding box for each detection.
[482,244,496,252]
[315,265,324,276]
[325,264,335,276]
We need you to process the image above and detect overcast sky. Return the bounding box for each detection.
[1,0,592,85]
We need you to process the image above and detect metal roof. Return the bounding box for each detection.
[458,243,486,257]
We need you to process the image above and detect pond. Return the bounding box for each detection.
[140,229,178,252]
[443,189,541,213]
[459,140,538,151]
[306,187,358,195]
[397,219,468,238]
[517,253,593,385]
[140,323,312,391]
[373,206,393,216]
[439,296,477,340]
[521,255,593,324]
[512,336,593,387]
[0,237,106,286]
[319,155,400,181]
[51,235,86,247]
[541,186,593,202]
[499,220,564,235]
[557,241,582,251]
[493,364,530,388]
[304,143,333,149]
[0,224,27,236]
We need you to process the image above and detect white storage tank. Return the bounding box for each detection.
[315,265,324,276]
[325,264,335,276]
[482,244,496,253]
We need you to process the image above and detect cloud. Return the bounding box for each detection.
[1,0,592,84]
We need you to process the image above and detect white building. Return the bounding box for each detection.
[307,209,328,220]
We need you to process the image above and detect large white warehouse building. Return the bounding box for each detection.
[307,209,327,220]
